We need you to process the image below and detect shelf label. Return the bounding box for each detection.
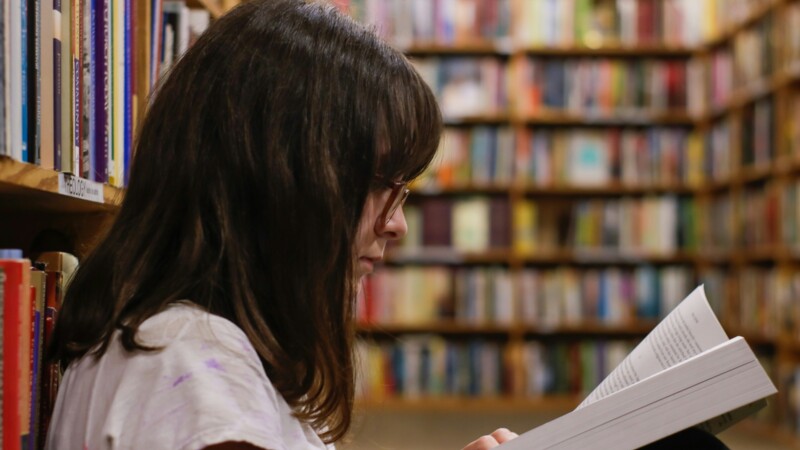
[58,173,104,203]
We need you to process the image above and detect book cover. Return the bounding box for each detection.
[499,286,778,449]
[35,252,78,446]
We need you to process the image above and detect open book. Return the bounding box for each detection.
[499,285,778,449]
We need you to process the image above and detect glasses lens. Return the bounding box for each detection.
[383,187,409,225]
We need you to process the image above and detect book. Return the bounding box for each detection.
[498,285,777,449]
[0,254,33,450]
[34,251,78,448]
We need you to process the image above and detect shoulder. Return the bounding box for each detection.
[103,304,290,449]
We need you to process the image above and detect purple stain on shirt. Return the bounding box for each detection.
[205,358,225,371]
[172,372,193,387]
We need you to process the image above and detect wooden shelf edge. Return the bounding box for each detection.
[356,321,655,336]
[0,156,122,211]
[354,395,580,412]
[187,0,225,18]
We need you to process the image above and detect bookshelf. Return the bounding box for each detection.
[346,0,800,443]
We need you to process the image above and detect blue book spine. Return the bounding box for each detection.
[21,0,29,162]
[123,0,132,186]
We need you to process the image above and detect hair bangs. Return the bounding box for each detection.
[377,59,443,183]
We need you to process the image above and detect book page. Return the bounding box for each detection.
[578,285,728,408]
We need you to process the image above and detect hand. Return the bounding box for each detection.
[461,428,519,450]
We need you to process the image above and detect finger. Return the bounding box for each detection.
[461,434,500,450]
[490,428,519,444]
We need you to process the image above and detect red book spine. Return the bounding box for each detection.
[0,260,31,450]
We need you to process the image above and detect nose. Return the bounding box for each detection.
[375,205,408,240]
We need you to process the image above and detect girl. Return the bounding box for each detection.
[44,0,516,449]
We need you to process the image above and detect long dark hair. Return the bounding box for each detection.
[51,0,442,442]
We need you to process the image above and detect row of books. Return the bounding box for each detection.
[411,58,507,119]
[357,265,706,326]
[406,49,786,125]
[344,0,511,49]
[732,12,774,89]
[355,337,507,399]
[515,0,703,48]
[518,58,690,115]
[780,362,800,435]
[416,116,786,190]
[0,0,209,186]
[398,188,800,255]
[343,0,772,49]
[732,267,800,339]
[415,126,515,189]
[513,196,690,255]
[0,250,76,450]
[355,337,638,400]
[514,127,693,187]
[402,196,511,251]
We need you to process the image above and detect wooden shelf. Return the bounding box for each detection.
[522,321,656,337]
[518,250,711,265]
[404,41,512,56]
[520,45,694,57]
[355,395,580,413]
[186,0,225,18]
[411,184,511,195]
[357,321,656,337]
[443,114,511,125]
[0,156,121,213]
[384,248,511,265]
[519,111,694,126]
[520,183,695,196]
[358,322,513,335]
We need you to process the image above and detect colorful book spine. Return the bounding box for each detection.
[59,0,72,173]
[0,256,32,450]
[53,0,62,171]
[71,0,81,174]
[124,0,133,186]
[92,0,107,182]
[21,0,29,163]
[27,0,41,166]
[83,0,95,180]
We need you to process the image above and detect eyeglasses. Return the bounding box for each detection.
[377,180,410,226]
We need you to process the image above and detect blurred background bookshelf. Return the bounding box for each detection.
[4,0,800,448]
[342,0,800,447]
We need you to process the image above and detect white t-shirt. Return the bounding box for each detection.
[45,303,333,450]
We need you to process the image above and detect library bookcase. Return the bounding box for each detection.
[345,0,800,446]
[4,0,800,447]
